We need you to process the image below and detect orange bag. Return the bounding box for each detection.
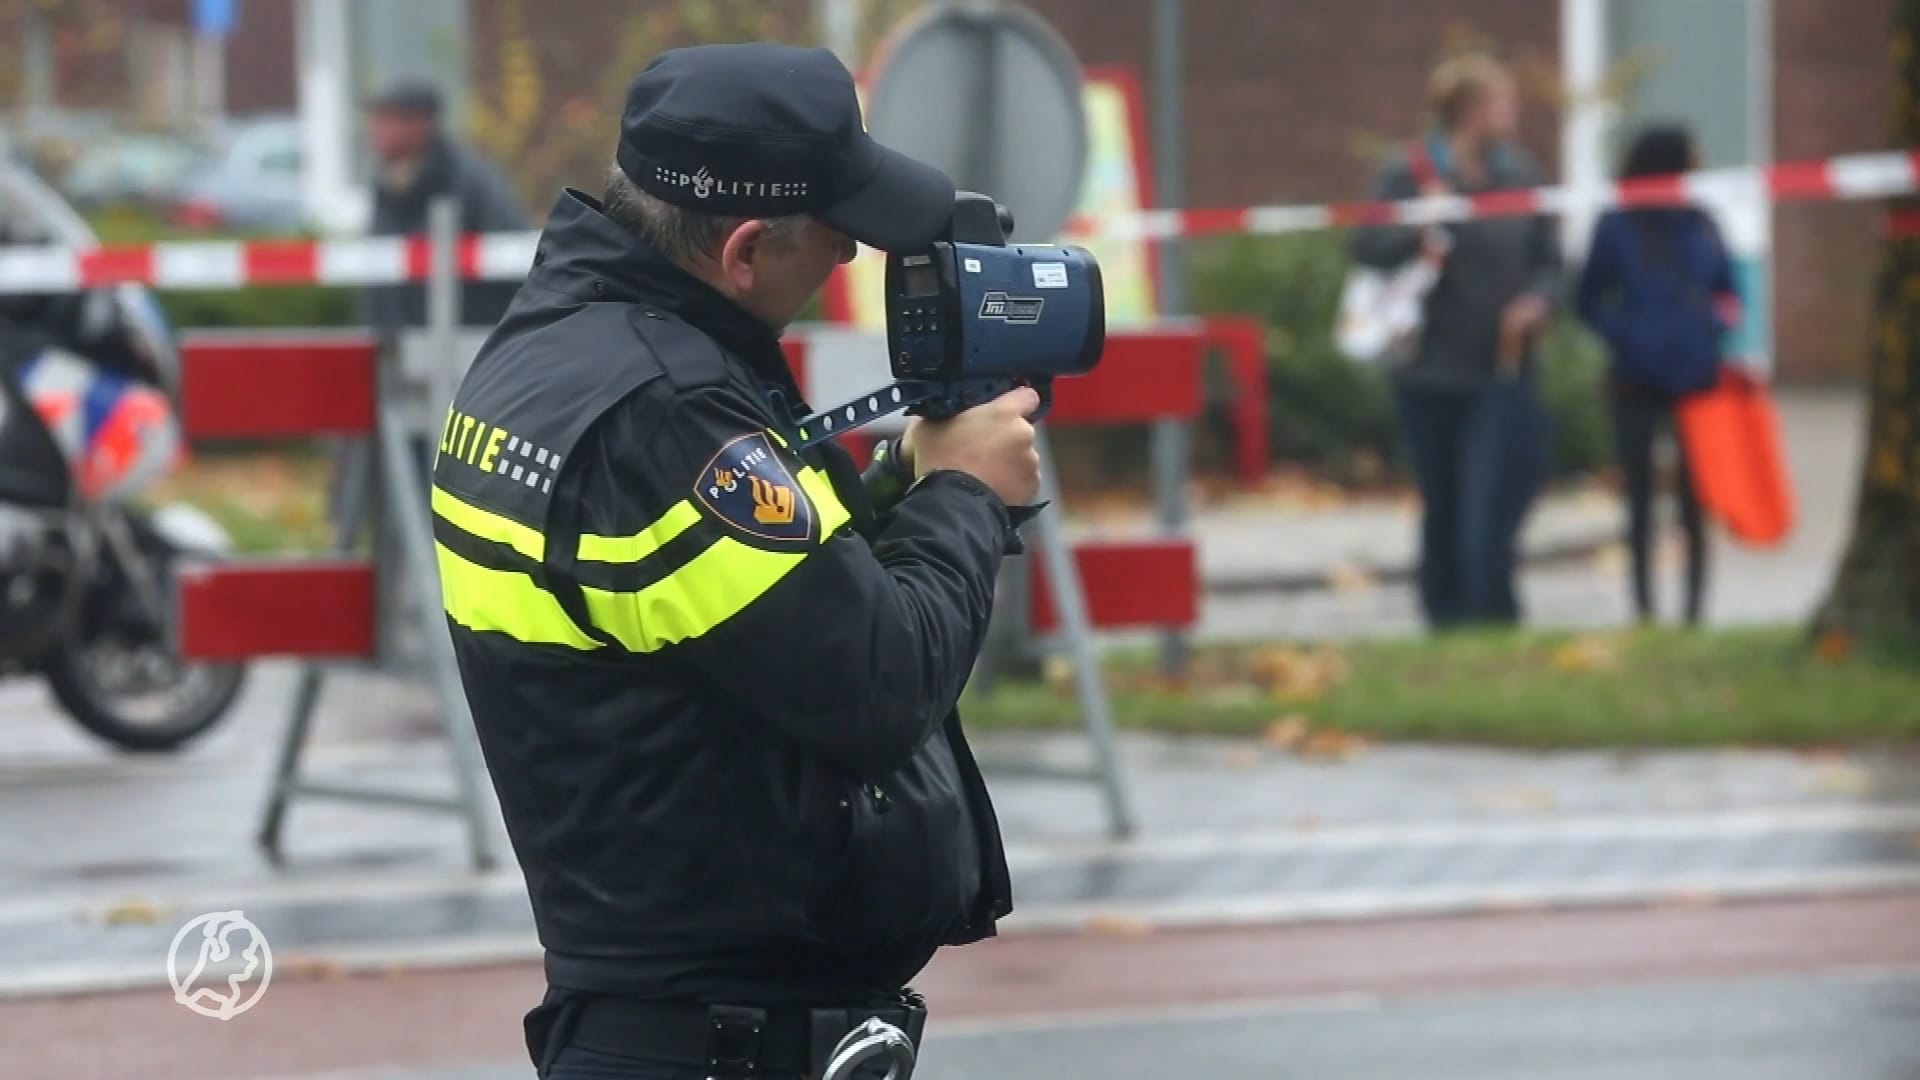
[1676,368,1795,547]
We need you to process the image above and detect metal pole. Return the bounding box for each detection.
[1150,415,1189,678]
[1558,0,1609,261]
[819,0,862,67]
[1748,0,1777,380]
[427,196,462,429]
[1150,0,1191,678]
[375,383,499,872]
[1151,0,1187,315]
[1031,427,1136,839]
[295,0,355,233]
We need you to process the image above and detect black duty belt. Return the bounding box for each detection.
[562,990,927,1078]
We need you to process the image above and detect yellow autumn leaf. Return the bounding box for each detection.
[1083,914,1155,939]
[1550,635,1620,673]
[1326,561,1378,594]
[100,898,163,926]
[1297,728,1370,762]
[1263,715,1312,749]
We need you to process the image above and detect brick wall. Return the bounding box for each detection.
[1022,0,1562,207]
[1771,0,1892,381]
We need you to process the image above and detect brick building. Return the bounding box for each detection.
[2,0,1896,381]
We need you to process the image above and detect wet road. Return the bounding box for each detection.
[4,892,1916,1080]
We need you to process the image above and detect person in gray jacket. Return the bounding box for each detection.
[358,78,531,333]
[1349,54,1562,629]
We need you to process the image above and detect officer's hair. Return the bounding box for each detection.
[603,163,806,268]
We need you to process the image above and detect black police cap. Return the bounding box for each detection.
[615,43,956,253]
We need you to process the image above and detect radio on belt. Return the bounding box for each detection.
[786,191,1105,446]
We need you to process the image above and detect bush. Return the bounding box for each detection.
[1184,230,1613,488]
[86,208,361,330]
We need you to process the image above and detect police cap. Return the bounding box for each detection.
[616,43,956,253]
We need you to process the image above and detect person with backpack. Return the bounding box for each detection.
[1575,123,1742,626]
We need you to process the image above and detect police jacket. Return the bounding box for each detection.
[430,189,1014,1005]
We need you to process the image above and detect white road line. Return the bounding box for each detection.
[1001,803,1920,871]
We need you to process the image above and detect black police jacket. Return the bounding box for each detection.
[430,189,1014,1005]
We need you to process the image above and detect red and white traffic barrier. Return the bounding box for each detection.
[172,327,1208,655]
[1,147,1914,294]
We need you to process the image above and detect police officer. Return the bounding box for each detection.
[429,43,1031,1079]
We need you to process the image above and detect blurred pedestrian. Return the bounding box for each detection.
[358,77,529,333]
[1350,54,1563,629]
[1575,123,1739,626]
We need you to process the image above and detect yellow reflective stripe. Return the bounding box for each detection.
[576,500,702,564]
[581,538,804,652]
[436,542,600,650]
[797,466,850,538]
[431,485,545,563]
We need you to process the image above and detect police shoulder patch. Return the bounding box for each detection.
[695,432,814,544]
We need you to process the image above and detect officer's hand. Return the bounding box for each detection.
[912,387,1042,507]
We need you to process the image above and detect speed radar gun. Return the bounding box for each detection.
[779,192,1105,545]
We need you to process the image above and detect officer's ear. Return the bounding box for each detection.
[716,219,778,294]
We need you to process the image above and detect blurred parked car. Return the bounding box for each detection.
[59,133,217,214]
[169,116,309,234]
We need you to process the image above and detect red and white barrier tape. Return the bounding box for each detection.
[2,148,1915,294]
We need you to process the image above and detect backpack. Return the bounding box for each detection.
[1607,211,1725,397]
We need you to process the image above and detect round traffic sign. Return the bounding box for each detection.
[865,2,1090,243]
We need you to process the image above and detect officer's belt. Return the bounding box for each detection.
[565,991,927,1077]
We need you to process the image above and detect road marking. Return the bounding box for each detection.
[1001,803,1920,870]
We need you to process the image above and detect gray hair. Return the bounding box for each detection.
[603,163,805,268]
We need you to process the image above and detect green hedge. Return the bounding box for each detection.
[87,209,363,331]
[1182,230,1613,488]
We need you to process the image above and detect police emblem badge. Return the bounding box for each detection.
[697,432,814,544]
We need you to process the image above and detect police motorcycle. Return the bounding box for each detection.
[0,161,247,752]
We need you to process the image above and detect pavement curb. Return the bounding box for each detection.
[1205,528,1618,595]
[5,868,1916,1004]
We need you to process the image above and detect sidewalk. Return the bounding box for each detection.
[3,657,1916,997]
[1069,385,1865,642]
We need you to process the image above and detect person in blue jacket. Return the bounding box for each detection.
[1576,124,1742,626]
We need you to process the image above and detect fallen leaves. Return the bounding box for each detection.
[1082,913,1156,939]
[1808,763,1875,797]
[1250,645,1351,702]
[99,898,164,926]
[1325,561,1379,594]
[1814,629,1854,664]
[1550,635,1622,674]
[1262,715,1312,749]
[1261,714,1372,762]
[274,955,348,982]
